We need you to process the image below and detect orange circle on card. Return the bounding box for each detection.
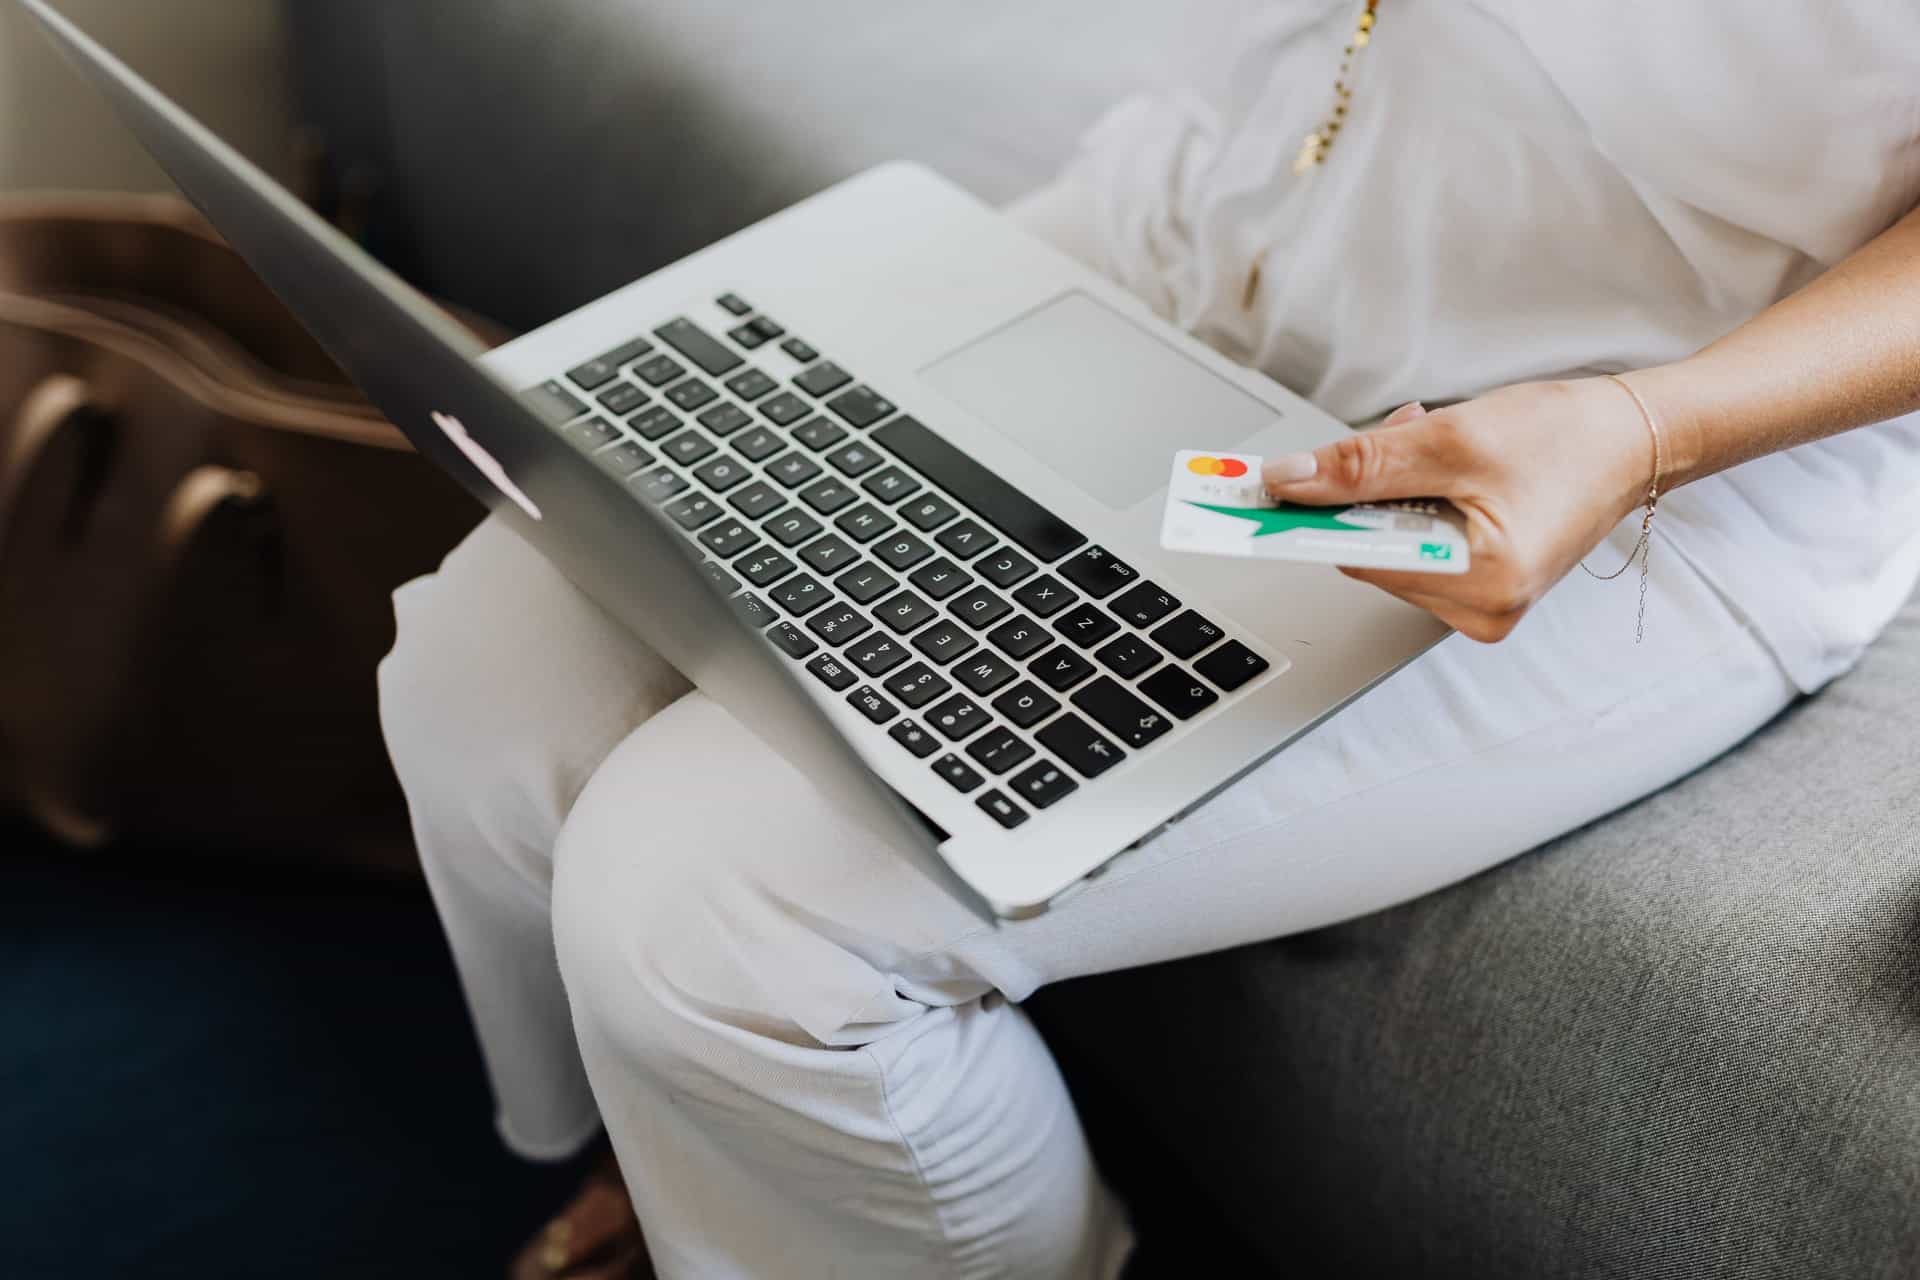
[1186,456,1224,475]
[1217,458,1248,477]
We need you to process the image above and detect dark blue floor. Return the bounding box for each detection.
[2,825,590,1279]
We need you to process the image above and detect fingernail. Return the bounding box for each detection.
[1263,452,1317,485]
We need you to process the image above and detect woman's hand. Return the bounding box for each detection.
[1262,378,1656,642]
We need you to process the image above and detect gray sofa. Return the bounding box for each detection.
[289,4,1920,1274]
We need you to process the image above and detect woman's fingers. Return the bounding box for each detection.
[1339,569,1523,643]
[1262,403,1466,505]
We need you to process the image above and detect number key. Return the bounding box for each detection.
[926,693,990,741]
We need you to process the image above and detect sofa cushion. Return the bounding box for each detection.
[1029,587,1920,1276]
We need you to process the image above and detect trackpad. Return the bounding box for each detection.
[919,291,1279,509]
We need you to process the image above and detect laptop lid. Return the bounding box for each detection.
[14,0,980,910]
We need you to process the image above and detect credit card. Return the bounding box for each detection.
[1160,451,1470,573]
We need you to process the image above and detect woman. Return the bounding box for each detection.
[379,5,1920,1276]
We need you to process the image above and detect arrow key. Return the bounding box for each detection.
[1070,676,1173,750]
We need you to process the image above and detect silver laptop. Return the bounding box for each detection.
[23,0,1445,918]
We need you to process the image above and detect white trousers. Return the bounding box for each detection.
[377,191,1799,1280]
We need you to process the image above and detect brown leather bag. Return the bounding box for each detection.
[0,193,486,865]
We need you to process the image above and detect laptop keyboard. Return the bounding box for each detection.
[524,299,1273,832]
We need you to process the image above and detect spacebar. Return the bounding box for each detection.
[871,416,1087,563]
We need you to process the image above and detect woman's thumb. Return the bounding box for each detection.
[1262,402,1442,504]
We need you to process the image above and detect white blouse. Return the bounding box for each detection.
[1064,0,1920,691]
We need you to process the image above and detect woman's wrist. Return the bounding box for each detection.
[1624,358,1723,495]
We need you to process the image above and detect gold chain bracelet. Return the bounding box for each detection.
[1579,373,1663,643]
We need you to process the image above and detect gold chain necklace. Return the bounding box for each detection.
[1293,1,1380,175]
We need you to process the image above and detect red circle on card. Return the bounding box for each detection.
[1217,458,1248,478]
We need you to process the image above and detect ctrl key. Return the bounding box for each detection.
[1009,760,1078,810]
[975,789,1029,830]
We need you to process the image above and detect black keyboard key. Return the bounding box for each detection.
[564,416,619,449]
[1032,644,1096,692]
[699,560,741,596]
[794,361,853,398]
[912,620,979,665]
[1055,603,1120,649]
[826,441,883,477]
[739,549,797,587]
[876,591,939,635]
[935,519,995,561]
[807,605,872,646]
[797,533,860,575]
[1059,546,1138,599]
[955,650,1018,696]
[759,391,810,426]
[597,381,648,415]
[629,405,683,440]
[1071,676,1173,749]
[667,379,719,412]
[771,573,831,616]
[807,653,857,691]
[909,557,972,601]
[594,440,654,478]
[527,379,587,421]
[986,615,1051,660]
[966,727,1034,776]
[836,563,898,605]
[716,292,752,316]
[632,468,689,503]
[748,315,785,341]
[732,426,783,462]
[861,466,922,505]
[948,586,1012,631]
[692,454,752,493]
[975,789,1029,829]
[781,336,819,363]
[827,385,896,428]
[884,663,951,709]
[1138,666,1221,720]
[724,368,777,401]
[661,430,717,467]
[846,634,910,676]
[730,481,787,520]
[932,754,985,794]
[697,517,759,558]
[729,592,775,629]
[927,693,990,741]
[835,503,897,543]
[993,681,1060,729]
[697,402,753,437]
[1151,610,1226,660]
[664,493,723,530]
[871,416,1087,562]
[1009,761,1077,810]
[655,317,744,375]
[1110,581,1182,629]
[889,719,940,758]
[768,452,824,489]
[793,416,849,452]
[727,320,769,349]
[977,549,1036,588]
[1035,714,1124,780]
[1095,634,1162,679]
[875,533,933,571]
[799,478,859,515]
[767,621,818,660]
[566,356,622,392]
[1011,574,1076,619]
[634,354,687,387]
[1193,640,1271,692]
[900,493,959,532]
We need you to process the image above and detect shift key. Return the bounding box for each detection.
[1070,676,1173,749]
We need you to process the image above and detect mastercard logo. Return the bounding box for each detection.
[1186,455,1249,478]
